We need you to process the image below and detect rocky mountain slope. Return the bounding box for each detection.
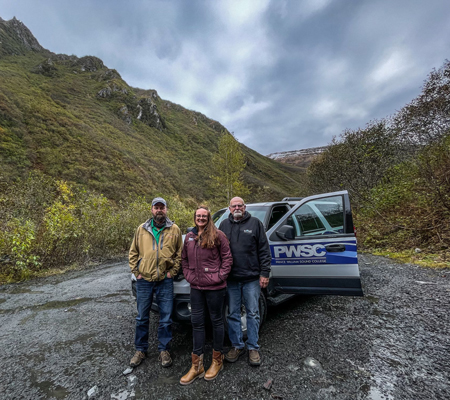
[267,146,328,168]
[0,17,304,201]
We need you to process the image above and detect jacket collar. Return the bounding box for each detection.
[143,216,173,233]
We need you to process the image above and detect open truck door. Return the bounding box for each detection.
[267,191,363,296]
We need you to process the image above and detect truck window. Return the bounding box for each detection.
[291,196,344,236]
[268,205,290,230]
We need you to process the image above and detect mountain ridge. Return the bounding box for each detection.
[267,146,328,168]
[0,17,305,202]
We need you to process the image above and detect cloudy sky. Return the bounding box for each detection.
[1,0,449,155]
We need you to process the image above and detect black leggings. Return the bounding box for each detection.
[190,287,226,355]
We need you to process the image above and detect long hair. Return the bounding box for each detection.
[194,206,219,249]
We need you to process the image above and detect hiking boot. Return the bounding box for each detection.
[225,347,245,363]
[249,350,261,366]
[130,351,146,367]
[180,353,205,385]
[204,350,224,381]
[159,350,172,367]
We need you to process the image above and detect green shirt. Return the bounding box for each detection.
[151,219,165,244]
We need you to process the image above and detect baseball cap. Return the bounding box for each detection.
[152,197,167,207]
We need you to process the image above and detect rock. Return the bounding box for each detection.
[263,378,273,390]
[87,385,99,398]
[74,56,104,72]
[303,357,323,372]
[122,367,133,376]
[118,105,132,125]
[97,68,121,81]
[97,87,112,98]
[137,98,165,130]
[127,374,137,389]
[415,248,422,253]
[287,364,300,372]
[31,58,58,77]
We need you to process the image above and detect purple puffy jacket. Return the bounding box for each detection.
[181,230,233,290]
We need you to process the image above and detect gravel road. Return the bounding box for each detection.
[0,254,449,400]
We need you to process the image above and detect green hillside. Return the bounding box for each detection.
[0,17,305,203]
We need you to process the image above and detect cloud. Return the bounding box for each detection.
[1,0,450,154]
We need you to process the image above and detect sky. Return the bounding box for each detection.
[1,0,450,155]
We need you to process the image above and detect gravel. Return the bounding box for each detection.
[0,254,449,399]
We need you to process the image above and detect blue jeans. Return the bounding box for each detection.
[135,277,173,352]
[227,279,260,351]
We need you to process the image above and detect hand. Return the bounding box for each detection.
[137,274,142,280]
[167,272,172,279]
[260,276,269,288]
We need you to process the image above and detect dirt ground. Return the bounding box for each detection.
[0,254,449,399]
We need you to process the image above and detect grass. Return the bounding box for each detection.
[368,248,450,269]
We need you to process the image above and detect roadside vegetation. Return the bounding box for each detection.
[0,171,200,283]
[307,60,450,267]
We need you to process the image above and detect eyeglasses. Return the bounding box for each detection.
[230,204,245,209]
[195,215,208,220]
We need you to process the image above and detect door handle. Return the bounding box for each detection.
[325,244,346,252]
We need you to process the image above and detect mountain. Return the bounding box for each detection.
[267,146,328,168]
[0,17,305,202]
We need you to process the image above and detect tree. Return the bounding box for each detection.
[307,120,405,207]
[211,132,249,203]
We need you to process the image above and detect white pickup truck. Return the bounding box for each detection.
[132,190,363,334]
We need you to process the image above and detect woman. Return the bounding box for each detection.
[180,206,233,385]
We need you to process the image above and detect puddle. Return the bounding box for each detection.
[0,298,6,304]
[155,374,179,385]
[7,287,45,294]
[30,371,70,399]
[32,298,92,311]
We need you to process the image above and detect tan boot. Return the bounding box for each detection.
[204,350,224,381]
[180,353,205,385]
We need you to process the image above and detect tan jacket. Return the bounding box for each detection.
[129,217,182,282]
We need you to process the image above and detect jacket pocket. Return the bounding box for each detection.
[204,271,223,287]
[136,258,142,272]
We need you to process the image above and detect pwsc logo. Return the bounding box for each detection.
[273,244,326,258]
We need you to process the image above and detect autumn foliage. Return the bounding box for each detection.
[308,61,450,254]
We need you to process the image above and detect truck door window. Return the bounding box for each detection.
[268,205,289,230]
[290,196,344,236]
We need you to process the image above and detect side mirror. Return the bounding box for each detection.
[276,225,295,241]
[186,227,194,234]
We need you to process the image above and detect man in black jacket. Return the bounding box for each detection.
[219,197,271,366]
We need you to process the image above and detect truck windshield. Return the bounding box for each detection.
[214,206,269,228]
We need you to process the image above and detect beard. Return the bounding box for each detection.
[233,210,243,219]
[154,212,165,223]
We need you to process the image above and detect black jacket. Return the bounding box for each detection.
[219,211,271,282]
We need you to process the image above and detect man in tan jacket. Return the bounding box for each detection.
[129,197,182,368]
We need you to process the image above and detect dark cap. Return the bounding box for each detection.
[152,197,167,207]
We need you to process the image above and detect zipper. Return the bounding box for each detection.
[156,228,166,280]
[156,232,160,280]
[195,239,200,284]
